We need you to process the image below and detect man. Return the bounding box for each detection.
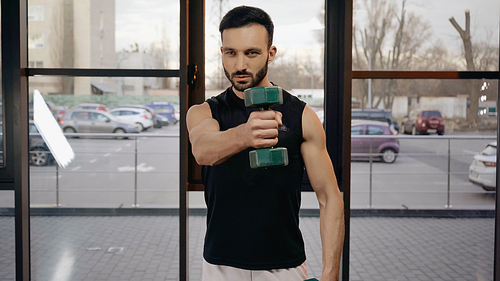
[187,6,344,281]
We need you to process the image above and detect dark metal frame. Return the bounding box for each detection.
[324,1,352,280]
[352,38,500,281]
[3,0,499,280]
[2,1,30,281]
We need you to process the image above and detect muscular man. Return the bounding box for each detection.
[187,6,344,281]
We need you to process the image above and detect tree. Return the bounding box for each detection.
[449,10,493,127]
[353,0,436,110]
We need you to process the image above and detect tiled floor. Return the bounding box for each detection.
[0,216,494,281]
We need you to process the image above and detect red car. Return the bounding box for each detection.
[402,110,445,135]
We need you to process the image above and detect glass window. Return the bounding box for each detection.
[351,78,496,280]
[366,125,384,135]
[351,125,364,135]
[481,144,497,156]
[27,0,180,69]
[421,111,443,118]
[0,123,3,168]
[90,112,108,121]
[369,112,385,120]
[353,0,500,71]
[351,111,367,119]
[205,0,325,106]
[29,76,181,280]
[110,111,120,116]
[0,192,14,280]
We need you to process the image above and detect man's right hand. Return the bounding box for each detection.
[238,110,283,149]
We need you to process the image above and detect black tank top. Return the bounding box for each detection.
[202,86,307,270]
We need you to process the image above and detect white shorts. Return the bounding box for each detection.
[202,259,309,281]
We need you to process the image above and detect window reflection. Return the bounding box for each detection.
[353,0,500,71]
[27,0,180,71]
[0,192,14,280]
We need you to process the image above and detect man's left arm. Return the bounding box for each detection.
[300,105,345,281]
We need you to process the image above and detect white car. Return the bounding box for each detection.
[108,107,154,131]
[469,141,497,191]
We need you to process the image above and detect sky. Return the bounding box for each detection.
[114,0,500,72]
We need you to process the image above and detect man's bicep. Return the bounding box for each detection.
[187,103,220,142]
[301,106,337,194]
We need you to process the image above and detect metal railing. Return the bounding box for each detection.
[351,134,496,208]
[17,133,498,209]
[28,132,179,208]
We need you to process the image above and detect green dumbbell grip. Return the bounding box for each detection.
[244,86,283,108]
[249,147,289,169]
[304,279,319,281]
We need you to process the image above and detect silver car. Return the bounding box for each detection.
[58,109,139,134]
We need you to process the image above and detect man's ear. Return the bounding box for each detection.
[268,46,277,64]
[220,46,224,54]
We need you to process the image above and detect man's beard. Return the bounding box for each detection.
[223,57,269,92]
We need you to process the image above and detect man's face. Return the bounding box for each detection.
[221,24,276,92]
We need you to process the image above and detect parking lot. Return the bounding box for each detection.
[0,123,493,210]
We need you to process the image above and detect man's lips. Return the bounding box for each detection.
[234,75,250,79]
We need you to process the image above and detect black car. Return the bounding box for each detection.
[0,122,54,166]
[351,109,399,132]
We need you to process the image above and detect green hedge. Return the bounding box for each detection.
[22,94,180,108]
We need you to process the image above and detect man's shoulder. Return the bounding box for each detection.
[207,87,232,106]
[281,89,306,115]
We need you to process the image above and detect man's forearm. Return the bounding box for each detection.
[319,195,344,280]
[191,124,247,166]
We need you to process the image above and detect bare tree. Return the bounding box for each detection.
[353,0,395,108]
[377,1,432,110]
[353,0,437,110]
[268,52,322,90]
[449,10,478,126]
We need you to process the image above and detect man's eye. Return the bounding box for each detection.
[225,51,235,55]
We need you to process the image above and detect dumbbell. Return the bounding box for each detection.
[244,86,288,169]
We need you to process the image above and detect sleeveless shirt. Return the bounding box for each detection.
[202,86,307,270]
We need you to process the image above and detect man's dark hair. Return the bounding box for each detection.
[219,6,274,48]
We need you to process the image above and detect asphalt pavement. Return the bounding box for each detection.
[0,125,495,209]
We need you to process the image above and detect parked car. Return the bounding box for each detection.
[351,120,399,163]
[108,107,154,131]
[29,100,59,121]
[28,122,55,166]
[71,103,107,111]
[155,115,171,127]
[146,102,178,125]
[54,105,69,120]
[469,141,496,191]
[0,122,55,166]
[110,105,162,128]
[402,110,445,135]
[58,109,139,135]
[351,108,399,133]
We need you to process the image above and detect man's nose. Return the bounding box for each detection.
[235,54,247,71]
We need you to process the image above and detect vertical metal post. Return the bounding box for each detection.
[324,0,352,280]
[56,164,59,207]
[179,0,190,279]
[3,0,30,280]
[369,138,373,208]
[494,69,500,281]
[133,137,138,207]
[446,138,452,208]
